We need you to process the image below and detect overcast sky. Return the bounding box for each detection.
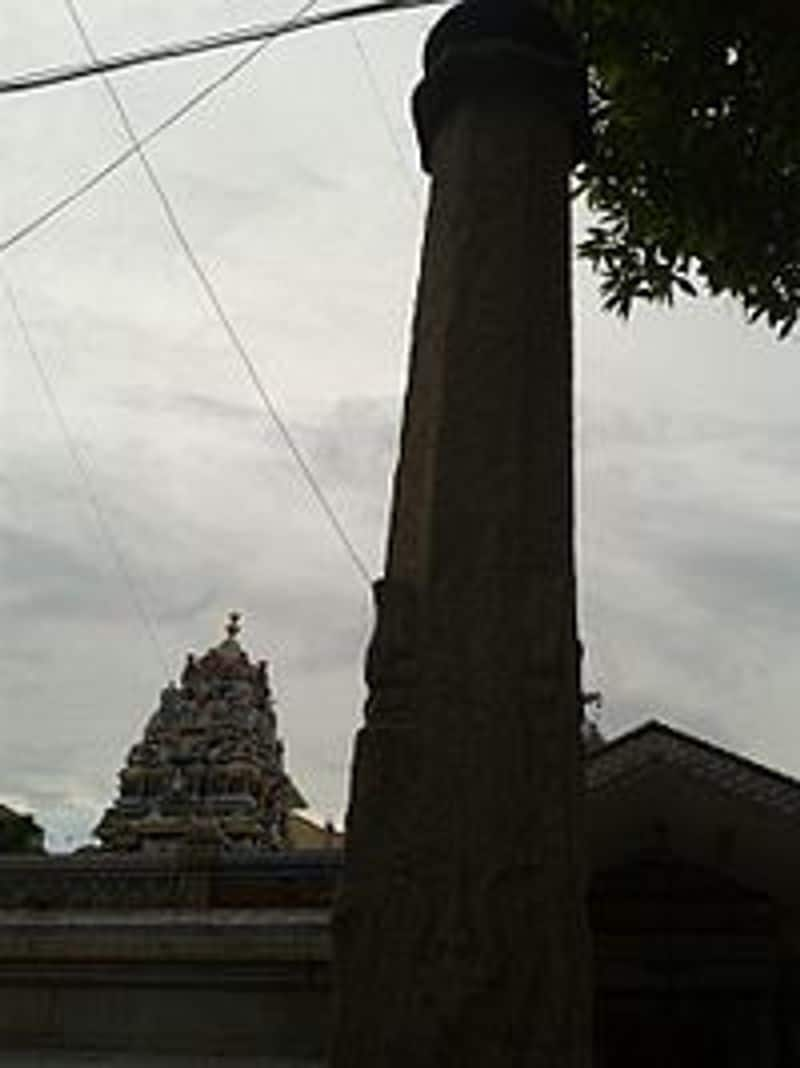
[2,1,799,851]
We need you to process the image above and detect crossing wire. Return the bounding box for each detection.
[348,24,419,205]
[1,0,322,256]
[63,0,373,587]
[3,276,171,678]
[0,0,445,96]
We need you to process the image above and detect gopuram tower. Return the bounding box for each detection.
[95,614,306,853]
[332,1,591,1065]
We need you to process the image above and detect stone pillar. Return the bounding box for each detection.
[331,2,591,1066]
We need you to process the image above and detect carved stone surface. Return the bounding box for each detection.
[95,615,304,854]
[332,3,591,1065]
[0,852,342,911]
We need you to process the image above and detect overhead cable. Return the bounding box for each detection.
[3,276,170,677]
[63,0,372,587]
[349,25,419,205]
[0,0,445,96]
[1,0,321,256]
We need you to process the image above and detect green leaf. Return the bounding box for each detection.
[572,0,800,337]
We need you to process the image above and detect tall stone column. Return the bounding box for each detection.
[331,2,591,1066]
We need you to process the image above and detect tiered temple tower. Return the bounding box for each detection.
[95,614,305,853]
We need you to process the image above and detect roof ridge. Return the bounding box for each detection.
[587,720,800,816]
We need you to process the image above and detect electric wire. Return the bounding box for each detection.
[348,24,419,204]
[2,277,171,678]
[1,0,322,256]
[0,0,445,96]
[64,0,372,587]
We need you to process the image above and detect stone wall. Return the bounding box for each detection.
[0,852,339,1057]
[0,851,341,910]
[2,850,799,1063]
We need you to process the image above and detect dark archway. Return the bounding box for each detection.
[591,858,779,1068]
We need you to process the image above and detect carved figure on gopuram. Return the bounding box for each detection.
[94,613,307,853]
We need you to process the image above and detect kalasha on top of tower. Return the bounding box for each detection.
[95,614,306,854]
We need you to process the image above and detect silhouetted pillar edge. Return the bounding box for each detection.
[332,3,591,1066]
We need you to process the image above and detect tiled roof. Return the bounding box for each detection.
[586,720,800,818]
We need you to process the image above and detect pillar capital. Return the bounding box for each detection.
[412,0,590,173]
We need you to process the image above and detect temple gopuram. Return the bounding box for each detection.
[95,613,306,853]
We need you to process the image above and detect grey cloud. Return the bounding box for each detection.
[668,528,800,630]
[170,158,342,228]
[156,587,220,626]
[582,404,800,459]
[579,398,800,771]
[245,584,369,678]
[302,396,399,489]
[0,526,111,619]
[139,389,261,426]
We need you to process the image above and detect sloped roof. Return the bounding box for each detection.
[585,720,800,903]
[587,719,800,818]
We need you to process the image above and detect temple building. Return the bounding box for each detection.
[94,614,307,854]
[2,717,800,1064]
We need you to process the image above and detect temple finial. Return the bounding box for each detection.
[226,611,242,640]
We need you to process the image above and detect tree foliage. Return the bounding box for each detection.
[0,810,43,854]
[569,0,800,336]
